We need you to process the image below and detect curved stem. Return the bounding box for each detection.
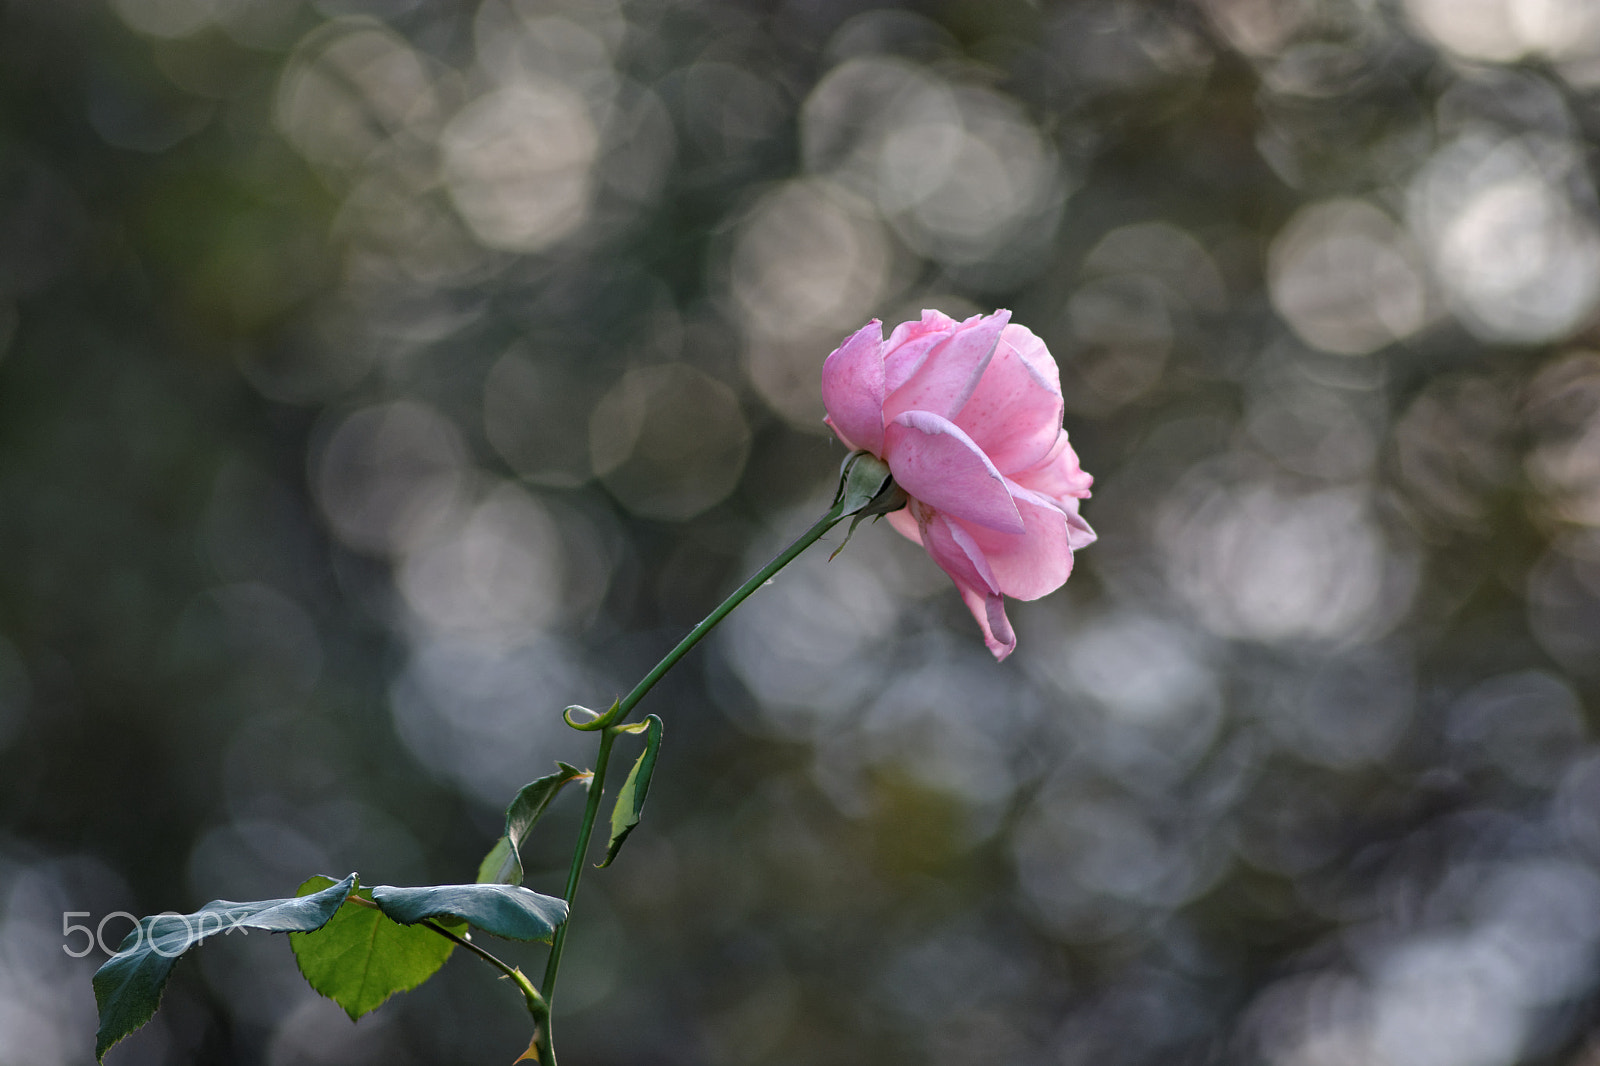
[612,499,849,728]
[535,498,850,1062]
[420,919,544,1016]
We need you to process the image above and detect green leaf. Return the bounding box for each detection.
[289,875,459,1021]
[476,762,589,886]
[93,873,355,1062]
[598,714,663,868]
[370,882,569,942]
[835,450,893,516]
[829,451,905,560]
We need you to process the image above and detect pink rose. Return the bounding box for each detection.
[821,309,1095,660]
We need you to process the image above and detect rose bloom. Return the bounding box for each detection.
[821,309,1094,660]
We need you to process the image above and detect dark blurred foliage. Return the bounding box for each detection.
[6,0,1600,1063]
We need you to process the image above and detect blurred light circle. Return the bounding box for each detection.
[1435,68,1574,142]
[589,364,749,521]
[314,401,470,556]
[1472,859,1600,1005]
[399,482,565,642]
[1437,178,1600,340]
[730,179,892,430]
[878,86,1064,266]
[1411,135,1600,344]
[1041,614,1224,790]
[441,80,599,253]
[801,56,942,188]
[1268,199,1428,355]
[1201,0,1317,57]
[719,526,900,733]
[854,654,1030,824]
[1407,0,1600,66]
[673,61,790,160]
[1244,971,1372,1066]
[1525,352,1600,525]
[1048,2,1214,95]
[1554,753,1600,860]
[1066,616,1216,728]
[1231,770,1350,876]
[1515,0,1600,67]
[801,58,1065,269]
[1405,0,1527,62]
[1082,221,1227,313]
[730,178,890,343]
[474,1,621,99]
[1245,383,1379,480]
[110,0,212,38]
[268,997,399,1066]
[1160,477,1413,643]
[1394,373,1517,528]
[878,926,1036,1029]
[1448,670,1584,787]
[1527,539,1600,675]
[596,83,677,207]
[1065,275,1176,403]
[275,22,440,177]
[315,0,424,14]
[390,637,596,804]
[483,347,595,488]
[871,82,965,213]
[1277,647,1414,769]
[337,167,496,289]
[186,817,330,906]
[1012,790,1227,939]
[235,304,377,405]
[203,0,303,50]
[1370,934,1529,1066]
[1056,221,1226,414]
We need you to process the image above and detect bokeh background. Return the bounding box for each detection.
[5,0,1600,1063]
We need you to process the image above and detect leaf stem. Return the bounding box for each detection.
[420,919,544,1014]
[535,497,851,1062]
[346,898,551,1029]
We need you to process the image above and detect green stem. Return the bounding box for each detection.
[535,497,851,1062]
[420,919,547,1021]
[538,727,616,1000]
[531,726,613,1065]
[613,498,850,727]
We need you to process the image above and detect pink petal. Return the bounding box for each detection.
[914,508,1015,660]
[959,486,1077,601]
[958,583,1017,660]
[820,319,886,455]
[884,410,1025,534]
[1065,505,1097,551]
[883,330,949,396]
[951,323,1064,475]
[883,310,959,393]
[886,506,922,545]
[883,309,1011,423]
[918,508,1001,596]
[1010,431,1093,504]
[885,309,957,353]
